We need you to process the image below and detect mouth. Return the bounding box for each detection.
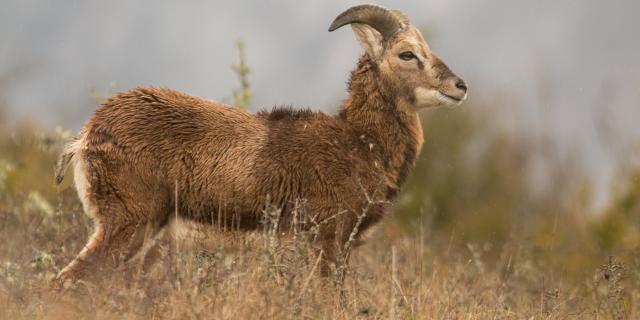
[438,91,465,102]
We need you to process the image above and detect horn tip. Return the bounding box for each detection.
[328,21,345,32]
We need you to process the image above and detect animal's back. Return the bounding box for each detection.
[86,87,263,162]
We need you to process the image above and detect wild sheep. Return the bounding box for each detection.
[54,4,467,284]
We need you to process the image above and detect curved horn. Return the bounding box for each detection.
[391,10,411,26]
[328,4,404,39]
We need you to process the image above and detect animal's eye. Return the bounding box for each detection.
[398,51,416,61]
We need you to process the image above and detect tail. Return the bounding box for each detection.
[54,149,74,184]
[54,132,84,185]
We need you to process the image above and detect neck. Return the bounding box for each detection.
[339,55,424,198]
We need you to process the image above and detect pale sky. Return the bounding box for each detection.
[1,0,639,206]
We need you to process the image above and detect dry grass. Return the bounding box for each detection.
[1,190,638,320]
[1,102,638,319]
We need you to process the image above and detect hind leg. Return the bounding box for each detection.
[128,224,171,278]
[55,222,106,285]
[56,184,165,286]
[55,215,159,286]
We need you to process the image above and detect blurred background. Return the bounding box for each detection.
[1,0,639,284]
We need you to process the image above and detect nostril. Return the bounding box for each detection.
[455,79,467,92]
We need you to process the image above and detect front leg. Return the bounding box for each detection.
[314,211,360,279]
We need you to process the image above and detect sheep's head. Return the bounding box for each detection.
[330,4,467,111]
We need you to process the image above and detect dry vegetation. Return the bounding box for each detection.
[1,45,639,319]
[1,109,639,319]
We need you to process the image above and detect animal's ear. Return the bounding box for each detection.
[351,23,385,60]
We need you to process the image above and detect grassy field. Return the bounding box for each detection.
[1,198,636,319]
[0,119,638,320]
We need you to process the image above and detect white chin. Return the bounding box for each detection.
[436,91,465,107]
[414,88,462,108]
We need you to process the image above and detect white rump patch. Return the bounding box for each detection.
[71,135,98,220]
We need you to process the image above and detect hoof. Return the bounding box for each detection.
[52,271,77,291]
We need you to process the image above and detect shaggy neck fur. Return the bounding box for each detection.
[339,55,424,198]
